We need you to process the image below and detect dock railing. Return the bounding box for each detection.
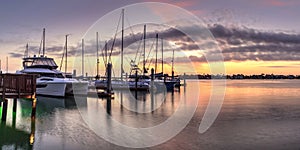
[0,73,36,99]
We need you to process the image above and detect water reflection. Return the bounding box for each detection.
[0,95,87,150]
[0,98,37,150]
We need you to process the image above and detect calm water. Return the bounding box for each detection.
[1,80,300,149]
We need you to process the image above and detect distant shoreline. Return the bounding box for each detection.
[179,74,300,80]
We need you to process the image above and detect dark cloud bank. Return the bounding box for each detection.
[10,24,300,63]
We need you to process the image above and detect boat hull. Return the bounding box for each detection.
[37,78,88,97]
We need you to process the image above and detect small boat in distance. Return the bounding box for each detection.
[17,28,88,97]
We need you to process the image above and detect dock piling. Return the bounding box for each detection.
[1,99,8,122]
[13,98,17,113]
[106,63,112,114]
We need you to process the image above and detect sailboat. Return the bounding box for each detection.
[17,28,88,97]
[94,9,150,91]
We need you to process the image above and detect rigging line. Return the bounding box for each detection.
[145,38,155,65]
[108,11,122,63]
[101,41,107,71]
[38,32,43,56]
[125,15,138,43]
[59,44,66,71]
[133,34,143,65]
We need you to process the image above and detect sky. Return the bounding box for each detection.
[0,0,300,75]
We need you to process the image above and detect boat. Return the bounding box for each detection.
[93,9,151,91]
[17,29,88,97]
[95,79,150,91]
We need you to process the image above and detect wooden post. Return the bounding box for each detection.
[106,63,112,94]
[13,98,17,113]
[31,98,37,118]
[135,70,138,90]
[106,63,112,114]
[184,73,186,87]
[0,102,2,120]
[151,68,154,91]
[1,99,8,122]
[151,68,154,113]
[172,71,174,80]
[30,101,36,145]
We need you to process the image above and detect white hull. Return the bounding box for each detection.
[37,78,88,97]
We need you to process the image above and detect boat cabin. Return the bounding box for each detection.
[23,55,58,70]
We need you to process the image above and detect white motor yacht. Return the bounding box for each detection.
[17,56,88,97]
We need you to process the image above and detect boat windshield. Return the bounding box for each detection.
[26,72,65,78]
[23,57,58,69]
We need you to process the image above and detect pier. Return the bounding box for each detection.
[0,73,37,119]
[0,73,37,146]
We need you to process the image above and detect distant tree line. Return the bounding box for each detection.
[180,74,300,80]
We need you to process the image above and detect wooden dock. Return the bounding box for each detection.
[0,73,37,145]
[0,73,37,121]
[0,73,36,99]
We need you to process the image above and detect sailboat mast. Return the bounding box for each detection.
[161,38,164,74]
[82,39,84,77]
[96,32,99,79]
[6,56,8,73]
[25,43,29,58]
[155,33,158,74]
[65,34,69,74]
[42,28,45,56]
[143,24,146,76]
[172,49,175,79]
[121,9,124,80]
[172,49,174,74]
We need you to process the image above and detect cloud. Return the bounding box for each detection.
[10,23,300,63]
[261,0,299,7]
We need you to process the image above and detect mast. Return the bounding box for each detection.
[96,32,99,79]
[25,43,29,58]
[121,9,124,81]
[6,56,8,73]
[143,24,146,76]
[172,49,174,73]
[161,38,164,74]
[42,28,45,56]
[65,34,69,74]
[155,33,158,74]
[82,39,84,77]
[172,49,174,78]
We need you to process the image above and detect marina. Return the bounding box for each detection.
[1,1,300,149]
